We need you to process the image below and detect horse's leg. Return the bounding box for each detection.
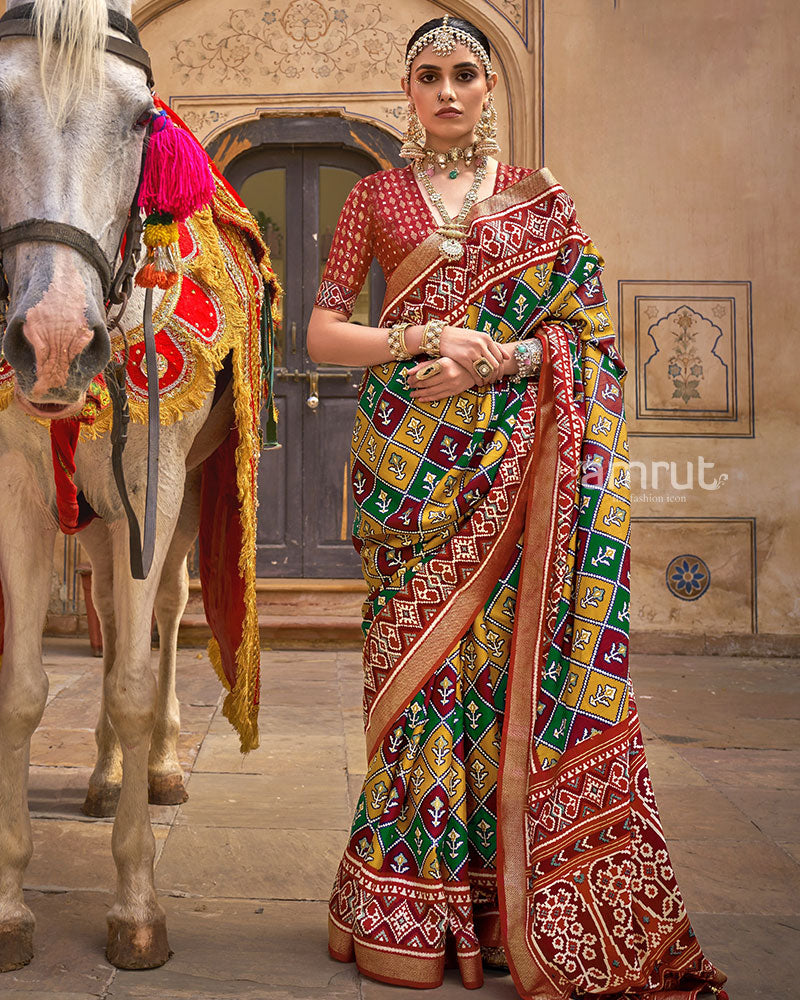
[78,520,123,818]
[0,494,55,971]
[104,517,178,970]
[147,467,201,805]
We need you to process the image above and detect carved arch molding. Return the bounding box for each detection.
[133,0,539,166]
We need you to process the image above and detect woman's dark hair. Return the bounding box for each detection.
[405,17,492,62]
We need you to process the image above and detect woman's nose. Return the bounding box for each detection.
[440,79,457,101]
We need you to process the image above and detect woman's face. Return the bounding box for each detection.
[403,42,497,149]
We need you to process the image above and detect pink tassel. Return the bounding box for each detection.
[138,111,215,222]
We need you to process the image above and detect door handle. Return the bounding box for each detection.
[291,321,297,354]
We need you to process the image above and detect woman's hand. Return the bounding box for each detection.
[438,326,506,385]
[406,357,476,402]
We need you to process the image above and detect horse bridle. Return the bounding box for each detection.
[0,4,160,580]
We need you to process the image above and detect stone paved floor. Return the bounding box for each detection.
[2,639,798,1000]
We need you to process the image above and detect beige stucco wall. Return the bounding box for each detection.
[540,0,798,640]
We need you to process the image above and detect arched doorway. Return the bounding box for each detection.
[207,117,403,577]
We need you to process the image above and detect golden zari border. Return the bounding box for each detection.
[495,342,570,1000]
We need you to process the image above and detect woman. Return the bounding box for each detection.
[307,16,727,1000]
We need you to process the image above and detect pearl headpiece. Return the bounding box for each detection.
[404,15,493,81]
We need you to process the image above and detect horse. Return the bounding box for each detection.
[0,0,268,972]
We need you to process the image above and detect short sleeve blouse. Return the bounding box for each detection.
[315,163,533,318]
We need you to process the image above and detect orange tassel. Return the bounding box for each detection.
[135,262,160,288]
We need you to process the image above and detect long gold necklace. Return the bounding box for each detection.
[415,156,488,261]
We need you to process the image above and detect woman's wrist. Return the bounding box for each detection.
[404,325,425,356]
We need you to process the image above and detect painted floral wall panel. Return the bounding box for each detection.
[142,0,527,154]
[618,281,753,437]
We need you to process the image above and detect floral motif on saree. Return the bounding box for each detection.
[323,166,725,998]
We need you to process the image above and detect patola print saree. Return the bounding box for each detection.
[327,168,726,999]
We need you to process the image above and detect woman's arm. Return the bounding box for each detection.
[307,307,506,376]
[306,307,426,366]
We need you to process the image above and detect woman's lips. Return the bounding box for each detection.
[435,109,462,118]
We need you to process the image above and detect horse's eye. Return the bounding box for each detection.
[134,110,154,130]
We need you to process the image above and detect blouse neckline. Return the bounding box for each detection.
[405,162,505,233]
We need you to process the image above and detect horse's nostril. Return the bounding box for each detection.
[1,314,37,380]
[84,320,111,376]
[1,313,111,396]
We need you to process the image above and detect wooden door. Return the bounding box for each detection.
[228,146,384,577]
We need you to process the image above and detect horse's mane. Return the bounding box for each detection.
[34,0,108,124]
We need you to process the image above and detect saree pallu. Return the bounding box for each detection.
[329,169,726,999]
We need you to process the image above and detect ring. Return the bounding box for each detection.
[415,361,442,382]
[472,358,494,380]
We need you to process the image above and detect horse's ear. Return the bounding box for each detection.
[136,110,216,290]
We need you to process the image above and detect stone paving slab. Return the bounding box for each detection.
[1,639,796,1000]
[690,911,800,1000]
[25,819,170,893]
[155,825,346,899]
[6,889,113,996]
[110,898,358,994]
[173,769,352,830]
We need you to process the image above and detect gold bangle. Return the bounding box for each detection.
[420,318,444,358]
[388,321,413,361]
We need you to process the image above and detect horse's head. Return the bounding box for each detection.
[0,0,153,418]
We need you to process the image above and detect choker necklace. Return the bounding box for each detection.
[415,156,488,260]
[422,144,477,180]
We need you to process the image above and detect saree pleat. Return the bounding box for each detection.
[327,168,726,998]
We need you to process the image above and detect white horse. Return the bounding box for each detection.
[0,0,253,972]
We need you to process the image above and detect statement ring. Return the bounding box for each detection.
[415,361,443,382]
[472,357,494,380]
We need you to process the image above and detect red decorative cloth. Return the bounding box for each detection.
[49,376,109,533]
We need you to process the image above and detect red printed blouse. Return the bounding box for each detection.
[314,163,533,318]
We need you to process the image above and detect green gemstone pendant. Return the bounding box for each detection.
[449,168,459,179]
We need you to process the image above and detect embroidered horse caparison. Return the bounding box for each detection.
[0,0,271,973]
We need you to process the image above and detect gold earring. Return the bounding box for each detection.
[400,104,426,163]
[474,93,500,158]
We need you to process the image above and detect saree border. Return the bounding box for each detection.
[495,341,570,1000]
[380,167,562,327]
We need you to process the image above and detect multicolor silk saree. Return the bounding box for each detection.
[325,167,726,999]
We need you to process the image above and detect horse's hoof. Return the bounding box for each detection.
[82,783,121,818]
[0,917,34,972]
[148,773,188,806]
[106,913,170,970]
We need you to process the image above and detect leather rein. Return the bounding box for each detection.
[0,4,159,580]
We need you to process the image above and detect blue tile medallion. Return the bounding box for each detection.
[666,555,711,601]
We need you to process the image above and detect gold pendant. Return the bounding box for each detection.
[440,237,464,260]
